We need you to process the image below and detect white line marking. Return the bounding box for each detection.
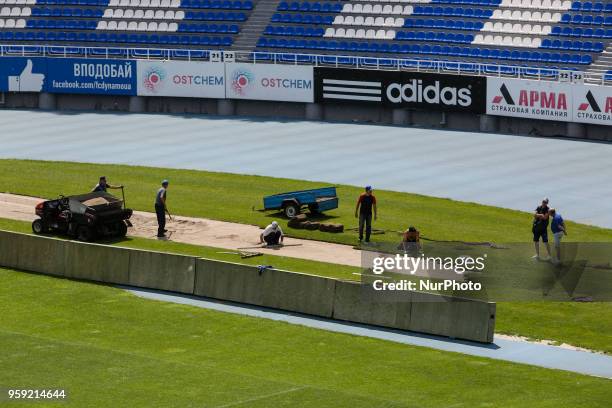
[215,387,305,408]
[323,93,382,101]
[323,79,381,87]
[323,86,381,94]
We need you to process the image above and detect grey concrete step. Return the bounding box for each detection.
[232,0,282,50]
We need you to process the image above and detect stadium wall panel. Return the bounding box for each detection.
[64,241,130,285]
[0,230,496,342]
[128,249,196,295]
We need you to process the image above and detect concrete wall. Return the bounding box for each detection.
[0,230,496,343]
[2,92,608,141]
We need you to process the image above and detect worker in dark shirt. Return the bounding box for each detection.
[92,176,123,193]
[532,198,552,260]
[155,180,169,238]
[355,185,377,243]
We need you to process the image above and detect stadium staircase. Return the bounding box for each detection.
[231,0,280,52]
[586,41,612,80]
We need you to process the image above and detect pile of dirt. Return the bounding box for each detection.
[287,214,343,233]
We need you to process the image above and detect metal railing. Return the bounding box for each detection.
[1,44,610,85]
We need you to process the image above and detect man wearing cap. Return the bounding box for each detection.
[549,208,567,264]
[92,176,123,193]
[355,186,377,243]
[155,180,169,238]
[260,221,284,246]
[532,198,552,260]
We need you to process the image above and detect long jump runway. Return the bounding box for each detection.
[125,286,612,379]
[1,110,612,228]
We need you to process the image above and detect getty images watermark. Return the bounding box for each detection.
[369,253,487,292]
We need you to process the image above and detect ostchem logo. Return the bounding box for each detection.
[231,69,254,95]
[143,66,165,92]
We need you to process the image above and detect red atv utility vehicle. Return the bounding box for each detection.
[32,191,133,242]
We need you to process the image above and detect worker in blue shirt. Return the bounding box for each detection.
[92,176,123,193]
[550,208,567,264]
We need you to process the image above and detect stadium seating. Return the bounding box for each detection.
[0,0,254,49]
[256,0,611,70]
[0,0,610,71]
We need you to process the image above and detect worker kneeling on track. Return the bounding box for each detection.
[398,226,422,256]
[260,221,284,246]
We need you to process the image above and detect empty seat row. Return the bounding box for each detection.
[431,0,503,6]
[541,38,605,51]
[0,0,36,4]
[334,15,404,27]
[184,11,246,20]
[277,2,343,13]
[499,0,571,9]
[256,38,594,64]
[491,9,561,21]
[178,22,239,32]
[570,1,612,12]
[0,30,233,45]
[108,0,177,6]
[551,26,612,38]
[181,0,253,9]
[271,13,334,24]
[28,0,105,4]
[0,6,29,15]
[560,14,612,25]
[264,25,325,36]
[397,30,475,43]
[98,20,179,30]
[413,7,494,17]
[473,34,542,47]
[32,8,104,17]
[107,0,253,8]
[25,19,99,28]
[103,9,186,19]
[342,4,413,15]
[482,21,552,34]
[404,18,484,30]
[325,28,396,39]
[0,18,26,27]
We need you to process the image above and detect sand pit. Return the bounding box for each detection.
[0,193,363,267]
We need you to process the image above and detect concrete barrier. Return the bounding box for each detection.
[332,281,412,328]
[64,241,130,285]
[2,232,67,277]
[0,230,496,342]
[0,230,20,269]
[128,249,196,294]
[194,258,265,305]
[195,259,336,318]
[409,291,495,343]
[262,268,336,318]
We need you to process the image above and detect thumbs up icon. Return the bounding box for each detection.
[8,59,45,92]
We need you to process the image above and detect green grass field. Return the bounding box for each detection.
[1,159,611,245]
[1,267,610,408]
[2,216,611,353]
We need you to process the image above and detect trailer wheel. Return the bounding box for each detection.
[283,203,300,218]
[116,222,128,238]
[32,219,47,234]
[77,226,95,242]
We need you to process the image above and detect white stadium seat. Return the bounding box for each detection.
[355,28,365,38]
[134,9,144,18]
[158,21,168,31]
[117,20,127,30]
[97,20,107,29]
[154,10,164,19]
[175,10,184,19]
[148,22,158,31]
[107,20,118,30]
[144,10,154,19]
[124,9,134,18]
[164,10,174,19]
[114,9,124,18]
[168,22,178,31]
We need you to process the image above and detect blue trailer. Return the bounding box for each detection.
[263,187,339,218]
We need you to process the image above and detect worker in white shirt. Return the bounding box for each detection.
[260,221,284,246]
